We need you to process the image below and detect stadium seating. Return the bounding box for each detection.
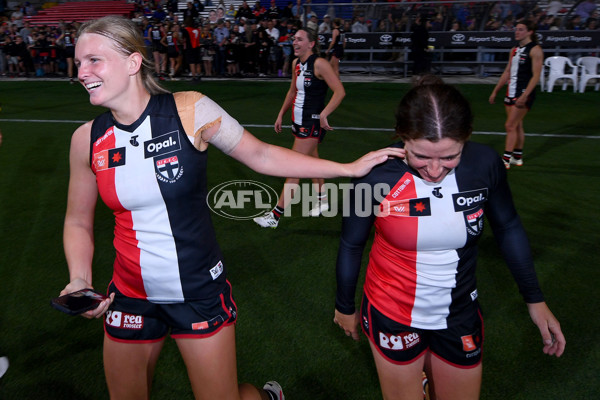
[544,56,578,93]
[25,1,136,27]
[576,56,600,93]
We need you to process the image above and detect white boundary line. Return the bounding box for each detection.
[1,119,598,139]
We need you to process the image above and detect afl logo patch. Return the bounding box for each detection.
[155,155,184,183]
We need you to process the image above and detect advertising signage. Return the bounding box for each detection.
[319,31,600,49]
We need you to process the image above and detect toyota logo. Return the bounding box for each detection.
[380,34,392,42]
[452,33,465,42]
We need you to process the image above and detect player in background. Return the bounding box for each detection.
[489,20,543,169]
[254,28,345,228]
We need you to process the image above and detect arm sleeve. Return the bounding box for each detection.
[174,91,244,154]
[485,155,544,303]
[335,179,377,314]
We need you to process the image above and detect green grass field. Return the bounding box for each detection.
[0,80,599,399]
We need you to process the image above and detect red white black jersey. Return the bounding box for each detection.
[63,33,75,48]
[184,26,201,48]
[292,54,328,125]
[507,41,536,98]
[165,30,179,54]
[151,25,162,43]
[90,94,226,303]
[336,142,543,330]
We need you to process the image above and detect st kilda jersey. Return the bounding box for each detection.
[507,41,536,99]
[292,54,328,125]
[336,141,544,329]
[90,93,226,303]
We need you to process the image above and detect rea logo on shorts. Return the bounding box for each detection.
[105,311,144,330]
[379,331,420,351]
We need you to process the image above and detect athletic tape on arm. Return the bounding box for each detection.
[194,95,244,155]
[174,91,244,154]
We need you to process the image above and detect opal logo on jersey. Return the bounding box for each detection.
[144,130,181,158]
[207,180,279,220]
[452,188,488,211]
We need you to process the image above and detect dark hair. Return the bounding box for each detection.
[395,75,472,143]
[517,19,538,44]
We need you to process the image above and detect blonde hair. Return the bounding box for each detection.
[78,16,168,95]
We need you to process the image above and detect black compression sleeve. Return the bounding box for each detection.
[335,180,376,314]
[485,156,544,303]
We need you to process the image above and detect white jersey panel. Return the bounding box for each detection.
[508,46,524,98]
[293,62,307,123]
[411,172,463,329]
[113,117,184,301]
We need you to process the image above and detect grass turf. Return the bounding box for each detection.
[0,80,598,399]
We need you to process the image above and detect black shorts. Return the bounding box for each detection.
[64,46,75,58]
[361,294,483,367]
[185,48,200,64]
[291,121,326,143]
[167,49,180,59]
[504,93,535,110]
[152,41,164,53]
[104,281,237,343]
[332,47,344,59]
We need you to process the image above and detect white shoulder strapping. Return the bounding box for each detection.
[174,91,244,154]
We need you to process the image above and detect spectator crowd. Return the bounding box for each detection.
[0,0,598,79]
